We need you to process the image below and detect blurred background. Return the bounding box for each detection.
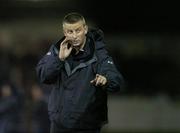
[0,0,180,133]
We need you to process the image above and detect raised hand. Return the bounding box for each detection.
[90,74,107,86]
[59,37,73,61]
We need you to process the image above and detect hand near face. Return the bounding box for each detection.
[90,74,107,86]
[59,37,73,61]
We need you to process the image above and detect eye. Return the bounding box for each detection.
[67,30,73,34]
[76,29,81,33]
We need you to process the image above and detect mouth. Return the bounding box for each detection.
[72,41,78,44]
[72,43,80,47]
[71,40,80,45]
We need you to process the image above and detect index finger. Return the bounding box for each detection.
[64,36,73,43]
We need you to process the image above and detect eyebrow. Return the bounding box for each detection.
[66,26,82,31]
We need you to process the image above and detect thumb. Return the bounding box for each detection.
[90,79,95,83]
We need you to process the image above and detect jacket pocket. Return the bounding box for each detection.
[60,108,84,128]
[52,106,85,128]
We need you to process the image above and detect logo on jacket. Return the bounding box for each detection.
[107,60,113,64]
[46,52,51,55]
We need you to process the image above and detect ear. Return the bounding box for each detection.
[63,29,67,37]
[84,25,88,34]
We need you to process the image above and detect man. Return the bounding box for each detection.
[36,12,124,133]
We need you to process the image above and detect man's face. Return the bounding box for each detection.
[63,20,88,47]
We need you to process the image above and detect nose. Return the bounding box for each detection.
[72,32,77,39]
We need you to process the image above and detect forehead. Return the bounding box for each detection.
[63,21,84,31]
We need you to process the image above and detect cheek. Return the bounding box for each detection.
[64,32,71,38]
[79,32,86,39]
[65,34,73,40]
[79,36,85,42]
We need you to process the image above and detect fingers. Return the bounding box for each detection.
[90,75,98,84]
[95,75,102,86]
[62,37,72,45]
[60,37,73,51]
[90,74,107,86]
[61,40,70,48]
[60,38,72,50]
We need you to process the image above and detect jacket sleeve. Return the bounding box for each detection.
[36,45,64,84]
[97,49,124,92]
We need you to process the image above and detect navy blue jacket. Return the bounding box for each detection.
[36,29,124,129]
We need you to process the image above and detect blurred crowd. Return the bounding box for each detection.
[0,81,50,133]
[0,33,51,133]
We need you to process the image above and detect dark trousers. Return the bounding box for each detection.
[50,122,101,133]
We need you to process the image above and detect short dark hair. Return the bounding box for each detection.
[62,12,86,25]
